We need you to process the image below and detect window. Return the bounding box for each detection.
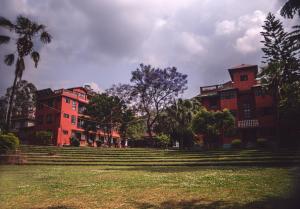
[65,98,70,103]
[63,130,68,135]
[242,103,251,119]
[220,90,236,99]
[240,75,248,81]
[64,113,69,118]
[72,100,76,110]
[77,119,84,128]
[71,115,76,125]
[254,88,268,96]
[46,114,52,124]
[37,115,43,124]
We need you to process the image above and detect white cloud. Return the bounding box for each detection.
[180,32,206,55]
[235,27,262,54]
[215,20,236,35]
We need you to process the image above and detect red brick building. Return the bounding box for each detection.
[35,86,120,146]
[197,64,275,147]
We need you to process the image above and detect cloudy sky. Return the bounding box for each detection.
[0,0,296,98]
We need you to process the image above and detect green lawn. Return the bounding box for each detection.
[0,146,299,209]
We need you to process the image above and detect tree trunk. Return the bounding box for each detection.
[146,116,153,140]
[5,73,19,132]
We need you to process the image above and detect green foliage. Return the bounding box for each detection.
[155,134,170,148]
[155,99,200,148]
[0,133,19,154]
[126,120,146,140]
[70,137,80,147]
[192,108,235,147]
[231,139,242,149]
[130,64,188,138]
[35,131,52,145]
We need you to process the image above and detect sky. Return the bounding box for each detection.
[0,0,297,98]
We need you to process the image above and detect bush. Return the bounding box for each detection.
[0,133,20,154]
[35,131,53,145]
[257,138,268,148]
[231,139,242,149]
[70,137,80,147]
[156,134,170,148]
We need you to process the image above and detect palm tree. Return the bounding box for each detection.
[0,16,52,131]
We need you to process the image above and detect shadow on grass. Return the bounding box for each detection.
[103,164,300,173]
[32,206,77,209]
[134,196,300,209]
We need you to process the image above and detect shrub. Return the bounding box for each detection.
[257,138,268,148]
[231,139,242,149]
[0,133,20,154]
[70,137,80,147]
[35,131,53,145]
[156,134,170,148]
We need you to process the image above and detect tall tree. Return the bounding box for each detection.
[129,64,188,139]
[260,13,300,143]
[0,16,51,131]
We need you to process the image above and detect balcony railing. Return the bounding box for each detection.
[237,119,259,128]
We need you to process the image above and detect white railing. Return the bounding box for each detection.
[237,119,259,128]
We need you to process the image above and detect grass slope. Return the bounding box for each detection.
[0,146,299,209]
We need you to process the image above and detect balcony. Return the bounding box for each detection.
[54,89,88,103]
[237,119,259,128]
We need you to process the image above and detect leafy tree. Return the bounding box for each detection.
[192,109,235,148]
[5,80,36,117]
[0,16,51,131]
[129,64,188,139]
[126,119,146,140]
[85,93,126,145]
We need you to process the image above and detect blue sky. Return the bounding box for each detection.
[0,0,297,98]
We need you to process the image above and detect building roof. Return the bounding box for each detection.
[229,64,257,69]
[228,64,258,80]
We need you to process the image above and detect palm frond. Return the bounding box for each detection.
[36,24,46,32]
[40,31,52,43]
[16,16,31,30]
[31,51,40,68]
[0,35,10,44]
[0,16,14,30]
[4,54,15,66]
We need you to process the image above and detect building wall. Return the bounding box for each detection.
[232,68,257,91]
[199,65,274,147]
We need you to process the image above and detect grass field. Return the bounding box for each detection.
[1,146,300,209]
